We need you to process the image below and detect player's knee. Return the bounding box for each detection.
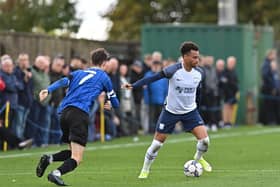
[154,133,167,143]
[197,136,210,152]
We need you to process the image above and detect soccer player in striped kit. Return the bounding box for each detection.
[36,48,119,186]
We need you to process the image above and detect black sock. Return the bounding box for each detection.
[52,150,71,162]
[57,158,77,175]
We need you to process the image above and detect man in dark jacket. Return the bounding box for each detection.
[14,53,33,139]
[200,56,219,131]
[0,55,24,135]
[49,55,65,144]
[260,49,277,124]
[130,60,144,124]
[215,59,226,127]
[223,56,239,127]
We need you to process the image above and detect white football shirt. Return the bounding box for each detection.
[163,62,203,114]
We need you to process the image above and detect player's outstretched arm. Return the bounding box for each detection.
[131,72,165,88]
[47,77,70,93]
[39,89,49,102]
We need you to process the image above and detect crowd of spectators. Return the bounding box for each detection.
[0,50,243,150]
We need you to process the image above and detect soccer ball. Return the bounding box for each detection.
[183,160,203,177]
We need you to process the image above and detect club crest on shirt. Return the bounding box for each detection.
[159,123,165,130]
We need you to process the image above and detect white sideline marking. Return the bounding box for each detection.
[0,128,279,159]
[0,169,279,176]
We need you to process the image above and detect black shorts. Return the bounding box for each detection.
[60,106,89,146]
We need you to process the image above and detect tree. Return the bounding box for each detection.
[0,0,81,35]
[103,0,217,41]
[238,0,280,39]
[104,0,280,41]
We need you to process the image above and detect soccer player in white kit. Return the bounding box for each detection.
[123,41,212,179]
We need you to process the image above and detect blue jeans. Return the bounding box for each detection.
[12,105,30,139]
[25,100,51,146]
[49,106,62,144]
[88,100,99,142]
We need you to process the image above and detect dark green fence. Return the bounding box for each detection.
[142,24,274,124]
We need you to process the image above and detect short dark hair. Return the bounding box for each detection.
[91,48,109,66]
[54,54,65,60]
[180,41,199,56]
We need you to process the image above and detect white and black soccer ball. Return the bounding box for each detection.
[183,160,203,177]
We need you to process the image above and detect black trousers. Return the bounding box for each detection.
[0,126,21,148]
[200,93,220,126]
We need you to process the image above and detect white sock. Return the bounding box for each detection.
[194,137,210,161]
[49,155,53,163]
[142,139,163,172]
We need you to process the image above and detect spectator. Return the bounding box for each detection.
[108,57,121,99]
[48,55,65,144]
[44,56,51,73]
[81,58,89,69]
[223,56,239,127]
[69,56,82,72]
[143,54,153,73]
[269,61,280,124]
[152,51,162,62]
[0,55,23,135]
[101,57,122,137]
[260,49,277,124]
[14,53,33,139]
[119,64,136,135]
[200,56,219,132]
[143,60,168,133]
[130,60,144,131]
[26,56,51,147]
[215,59,226,127]
[0,75,31,150]
[62,63,70,77]
[141,51,164,134]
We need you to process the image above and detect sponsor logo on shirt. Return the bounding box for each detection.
[175,86,196,94]
[176,78,183,81]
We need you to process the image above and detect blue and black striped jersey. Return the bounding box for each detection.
[47,67,119,114]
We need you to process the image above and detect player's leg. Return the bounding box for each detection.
[36,110,71,178]
[36,149,71,177]
[191,125,212,172]
[47,143,85,186]
[48,142,84,186]
[138,132,167,179]
[139,109,178,179]
[47,107,88,186]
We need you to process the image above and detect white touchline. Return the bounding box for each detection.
[0,169,280,176]
[0,128,279,159]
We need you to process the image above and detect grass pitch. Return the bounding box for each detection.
[0,125,279,187]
